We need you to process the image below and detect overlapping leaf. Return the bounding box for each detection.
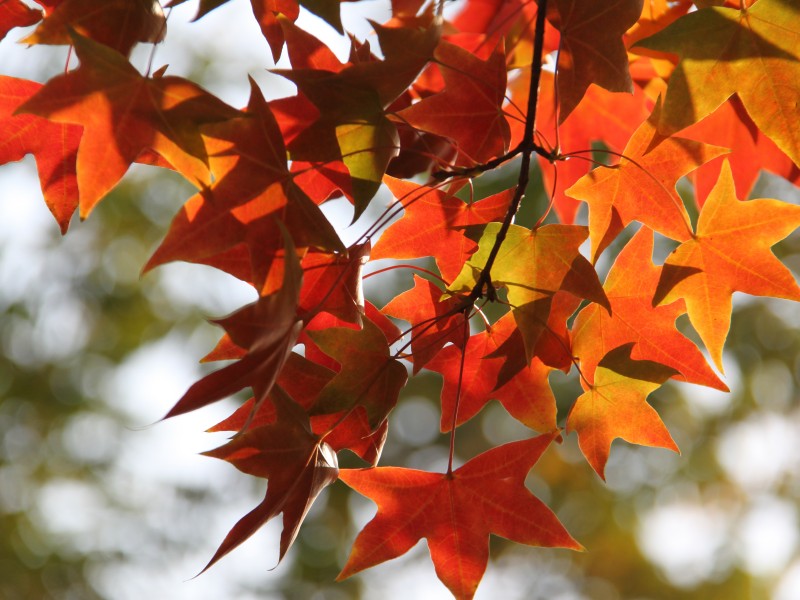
[308,314,408,430]
[567,343,679,479]
[654,160,800,370]
[565,100,728,261]
[371,177,514,282]
[546,0,643,120]
[167,0,348,61]
[0,0,41,42]
[145,79,344,293]
[208,354,388,465]
[277,22,439,218]
[508,69,651,224]
[382,275,466,373]
[426,312,557,433]
[635,0,800,167]
[299,243,370,325]
[399,40,509,164]
[22,0,167,56]
[202,387,338,570]
[448,222,609,359]
[163,225,303,419]
[682,96,800,205]
[572,227,726,390]
[18,31,241,215]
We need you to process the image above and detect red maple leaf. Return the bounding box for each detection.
[338,434,582,599]
[382,275,466,373]
[399,40,510,164]
[201,387,338,570]
[371,177,514,282]
[427,311,557,433]
[18,31,241,215]
[0,76,81,233]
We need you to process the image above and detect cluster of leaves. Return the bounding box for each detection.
[2,0,800,597]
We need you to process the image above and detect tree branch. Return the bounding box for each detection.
[465,0,549,304]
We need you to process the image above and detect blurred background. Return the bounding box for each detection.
[1,2,799,599]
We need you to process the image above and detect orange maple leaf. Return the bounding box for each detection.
[682,96,800,205]
[635,0,800,168]
[572,226,726,391]
[565,100,727,262]
[506,69,651,224]
[371,177,513,283]
[567,343,679,479]
[654,159,800,371]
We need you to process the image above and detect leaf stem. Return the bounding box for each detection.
[364,264,448,283]
[447,307,470,475]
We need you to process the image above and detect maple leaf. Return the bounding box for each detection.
[22,0,167,56]
[200,77,290,205]
[0,76,81,233]
[507,69,651,224]
[449,0,531,45]
[399,40,510,164]
[172,0,300,61]
[0,0,41,42]
[653,160,800,371]
[382,275,466,374]
[371,177,514,283]
[144,80,344,293]
[567,343,679,479]
[426,311,557,433]
[546,0,643,120]
[17,31,241,215]
[635,0,800,168]
[448,222,609,359]
[163,224,303,419]
[298,243,370,325]
[277,22,439,218]
[307,314,408,430]
[565,99,728,262]
[682,96,800,205]
[208,354,388,465]
[532,290,583,372]
[202,386,339,570]
[8,0,800,588]
[146,179,343,294]
[572,227,726,391]
[168,0,352,61]
[338,434,582,600]
[280,12,343,72]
